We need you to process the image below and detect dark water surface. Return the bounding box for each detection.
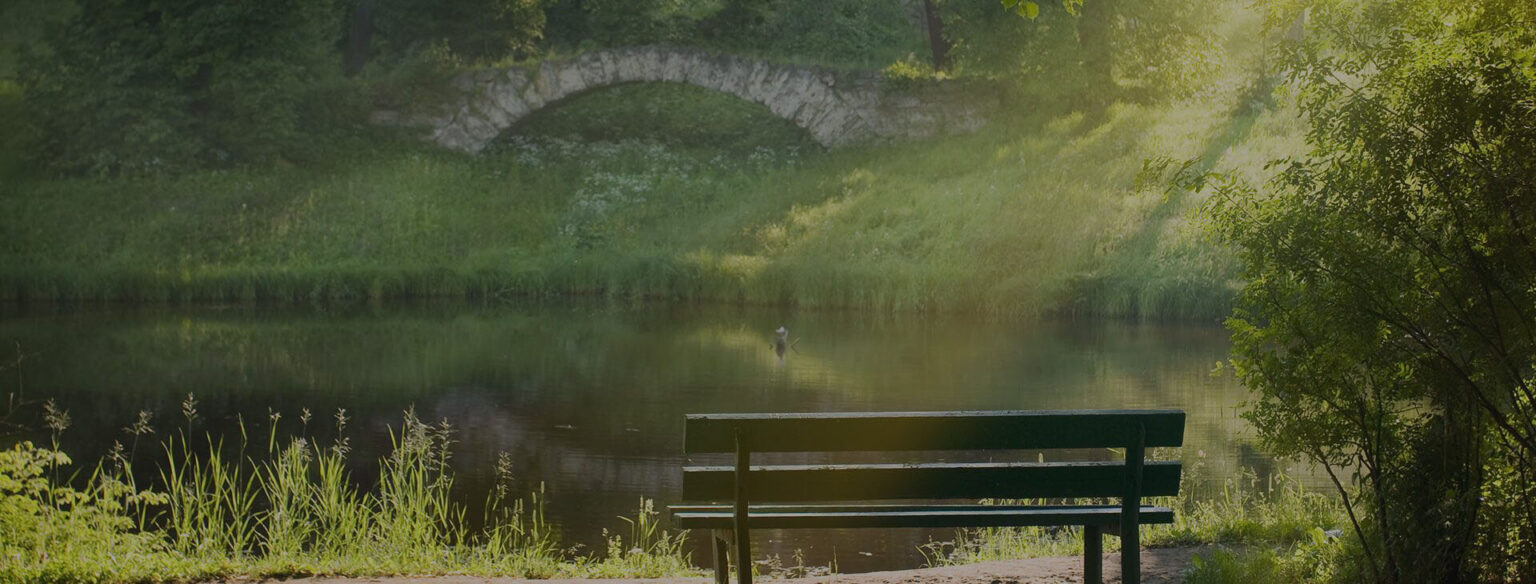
[0,300,1267,572]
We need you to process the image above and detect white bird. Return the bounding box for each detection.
[773,326,789,363]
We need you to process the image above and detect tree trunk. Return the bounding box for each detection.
[1076,0,1114,98]
[343,0,377,76]
[922,0,949,73]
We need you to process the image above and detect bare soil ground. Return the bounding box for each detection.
[272,546,1217,584]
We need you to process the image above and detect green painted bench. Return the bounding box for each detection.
[668,410,1185,584]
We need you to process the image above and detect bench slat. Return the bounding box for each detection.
[682,461,1182,501]
[683,410,1185,453]
[670,504,1175,529]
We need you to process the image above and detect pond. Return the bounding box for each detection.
[0,300,1269,572]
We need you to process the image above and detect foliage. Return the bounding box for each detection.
[544,0,712,49]
[881,55,944,85]
[372,0,548,65]
[1209,0,1536,580]
[540,0,922,70]
[1150,467,1344,548]
[19,0,344,175]
[1,439,186,584]
[587,498,694,578]
[947,0,1085,78]
[0,0,74,80]
[703,0,921,68]
[0,81,30,181]
[1182,528,1358,584]
[974,0,1225,98]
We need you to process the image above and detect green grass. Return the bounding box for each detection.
[0,401,696,583]
[919,444,1359,583]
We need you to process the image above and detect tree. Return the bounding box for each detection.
[343,0,378,76]
[372,0,547,66]
[1073,0,1111,95]
[21,0,343,174]
[922,0,951,72]
[987,0,1218,98]
[1209,0,1536,580]
[540,0,692,49]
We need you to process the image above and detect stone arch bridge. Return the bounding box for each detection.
[373,46,1003,152]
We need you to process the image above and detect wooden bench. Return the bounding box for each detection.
[668,410,1185,584]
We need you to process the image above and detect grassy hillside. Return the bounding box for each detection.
[0,10,1300,320]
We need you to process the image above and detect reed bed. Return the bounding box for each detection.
[0,397,696,583]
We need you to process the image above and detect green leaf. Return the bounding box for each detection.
[1001,0,1038,19]
[1020,1,1040,19]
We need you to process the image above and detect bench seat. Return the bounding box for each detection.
[671,503,1175,529]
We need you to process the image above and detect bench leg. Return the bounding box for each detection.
[733,430,753,584]
[734,525,752,584]
[713,530,730,584]
[1121,522,1139,584]
[1083,525,1102,584]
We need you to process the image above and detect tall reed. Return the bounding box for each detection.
[0,401,697,582]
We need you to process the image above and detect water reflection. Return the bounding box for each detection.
[0,300,1258,572]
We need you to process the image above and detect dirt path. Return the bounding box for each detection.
[275,546,1218,584]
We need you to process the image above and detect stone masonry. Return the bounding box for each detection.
[373,46,1002,152]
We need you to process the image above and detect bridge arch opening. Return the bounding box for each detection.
[491,82,822,155]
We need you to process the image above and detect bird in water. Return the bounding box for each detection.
[773,326,789,364]
[773,326,789,356]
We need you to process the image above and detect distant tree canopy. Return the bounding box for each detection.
[1212,0,1536,580]
[970,0,1222,98]
[372,0,548,65]
[540,0,919,68]
[20,0,343,175]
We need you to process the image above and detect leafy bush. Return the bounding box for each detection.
[1210,0,1536,580]
[0,441,177,583]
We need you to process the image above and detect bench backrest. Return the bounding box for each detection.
[681,409,1184,502]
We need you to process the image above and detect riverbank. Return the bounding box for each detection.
[1,393,1344,584]
[0,61,1299,320]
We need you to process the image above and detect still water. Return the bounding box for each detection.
[0,300,1267,572]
